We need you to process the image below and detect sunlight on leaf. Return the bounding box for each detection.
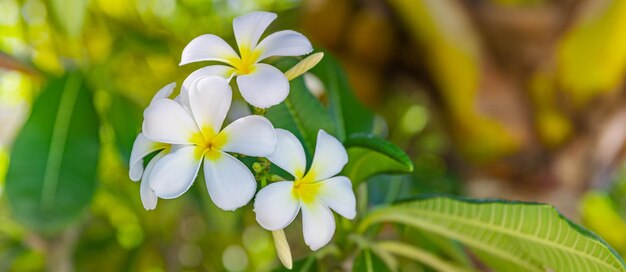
[360,197,626,272]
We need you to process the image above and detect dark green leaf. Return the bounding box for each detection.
[266,76,335,157]
[345,133,413,168]
[342,133,414,185]
[353,248,392,272]
[6,72,100,234]
[310,53,374,140]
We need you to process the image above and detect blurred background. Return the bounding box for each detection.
[2,0,626,270]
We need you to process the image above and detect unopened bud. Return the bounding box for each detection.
[252,162,263,173]
[270,175,285,182]
[272,229,292,270]
[284,52,324,81]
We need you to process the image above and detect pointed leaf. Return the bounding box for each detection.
[310,52,374,140]
[5,72,100,234]
[342,133,413,185]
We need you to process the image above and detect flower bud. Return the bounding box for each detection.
[272,229,292,270]
[252,162,263,173]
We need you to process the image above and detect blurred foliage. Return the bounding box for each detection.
[388,0,519,162]
[0,0,303,270]
[528,72,573,148]
[2,0,626,271]
[352,248,391,272]
[581,162,626,256]
[557,0,626,106]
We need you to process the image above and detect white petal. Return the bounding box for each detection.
[233,11,277,52]
[188,76,232,134]
[237,63,289,108]
[129,133,167,181]
[142,99,199,144]
[255,30,313,61]
[149,82,176,106]
[307,130,348,181]
[225,99,252,123]
[180,65,235,108]
[253,181,300,230]
[218,115,276,157]
[180,34,239,65]
[301,200,335,251]
[317,176,356,219]
[267,129,306,179]
[203,151,257,211]
[140,150,167,210]
[149,146,203,199]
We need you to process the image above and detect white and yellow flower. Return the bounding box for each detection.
[253,129,356,250]
[128,82,177,210]
[142,76,277,210]
[179,11,313,108]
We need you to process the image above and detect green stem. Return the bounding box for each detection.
[347,234,398,270]
[253,107,267,115]
[254,158,271,188]
[357,183,368,218]
[375,241,472,272]
[348,233,372,249]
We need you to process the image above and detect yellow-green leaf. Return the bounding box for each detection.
[361,197,626,272]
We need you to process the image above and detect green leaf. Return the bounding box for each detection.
[266,76,335,156]
[342,133,414,185]
[270,55,407,184]
[345,133,413,167]
[108,93,142,164]
[353,248,392,272]
[310,53,374,140]
[272,255,319,272]
[360,196,626,272]
[5,72,100,234]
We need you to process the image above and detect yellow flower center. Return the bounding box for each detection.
[189,127,227,160]
[229,46,260,75]
[292,172,320,204]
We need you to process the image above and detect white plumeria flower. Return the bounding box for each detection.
[180,11,313,109]
[253,129,356,250]
[129,82,177,210]
[142,76,277,211]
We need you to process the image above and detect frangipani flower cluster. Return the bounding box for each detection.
[129,11,355,252]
